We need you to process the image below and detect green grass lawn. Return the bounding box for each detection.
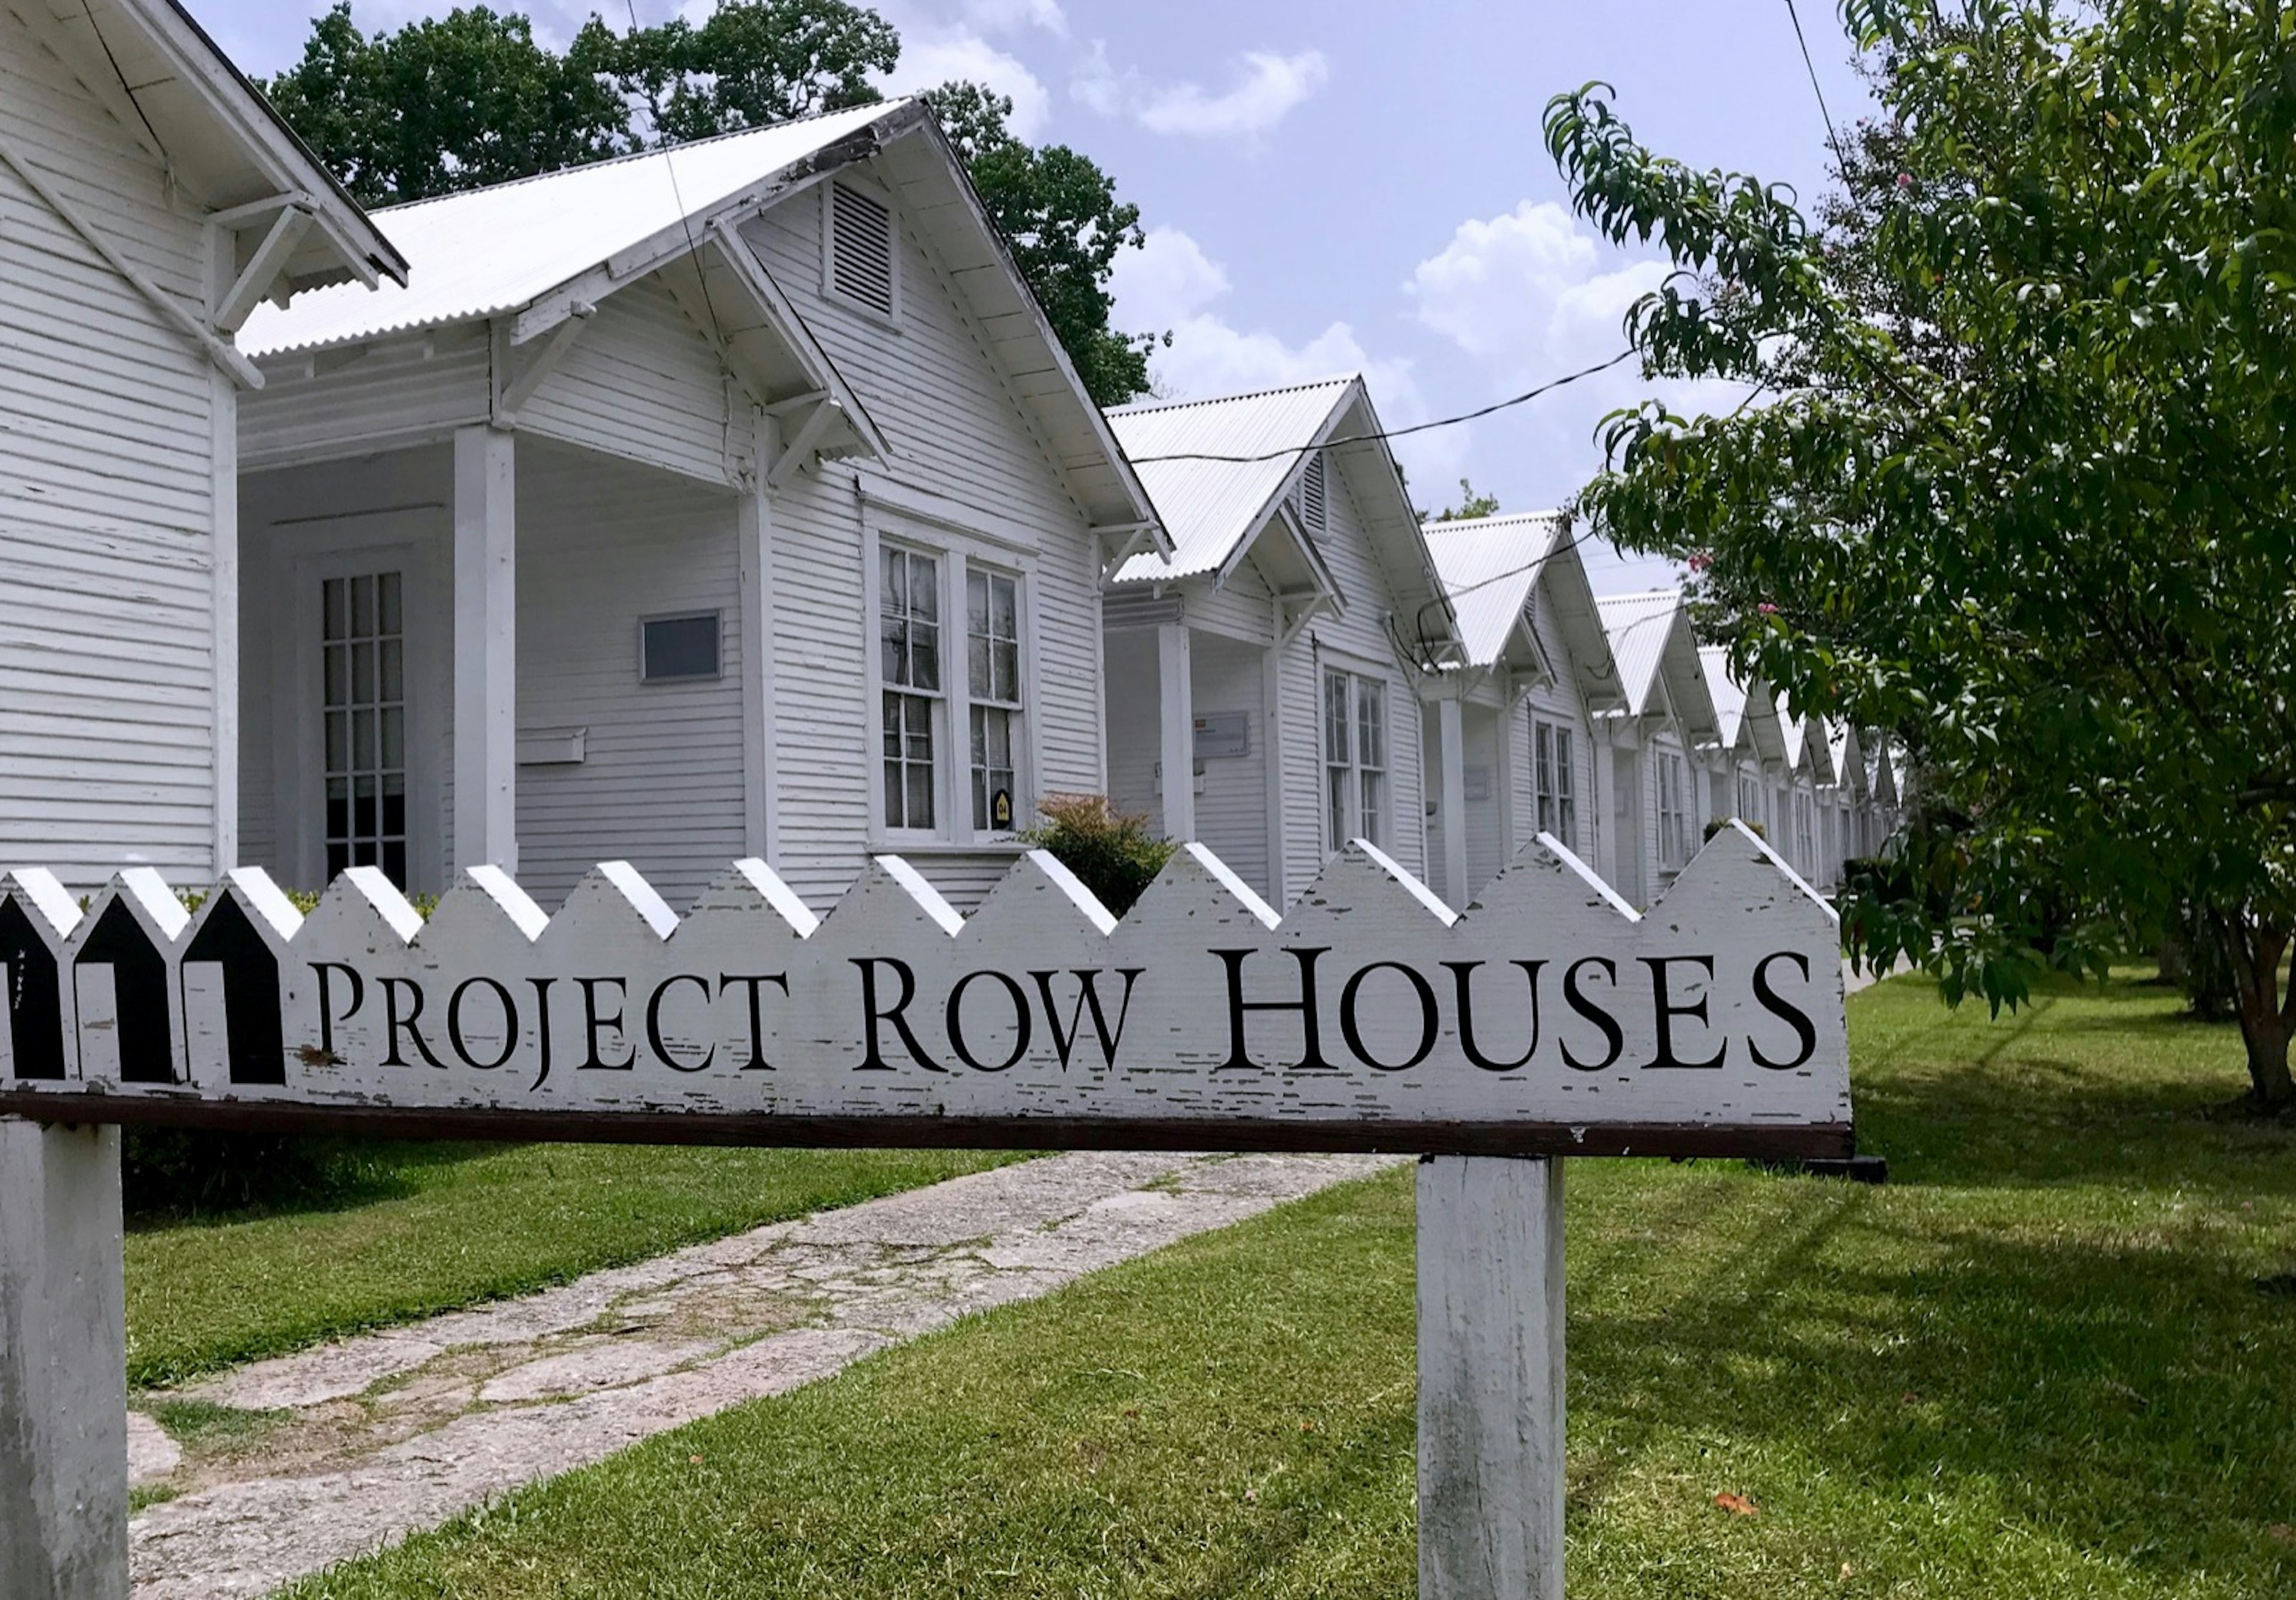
[127,1145,1024,1389]
[283,970,2296,1599]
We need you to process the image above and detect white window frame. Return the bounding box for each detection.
[864,521,1038,848]
[1532,716,1576,850]
[1321,664,1391,854]
[1736,764,1765,829]
[1656,747,1691,871]
[821,172,902,327]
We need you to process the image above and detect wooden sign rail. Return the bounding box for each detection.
[0,825,1851,1600]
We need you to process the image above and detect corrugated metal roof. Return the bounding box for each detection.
[1696,646,1748,748]
[1420,512,1568,668]
[240,103,900,357]
[1106,377,1355,582]
[1595,590,1684,714]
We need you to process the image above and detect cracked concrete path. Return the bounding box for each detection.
[129,1150,1401,1598]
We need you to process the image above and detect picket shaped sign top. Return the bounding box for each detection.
[0,827,1851,1158]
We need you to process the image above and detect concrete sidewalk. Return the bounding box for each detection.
[128,1150,1400,1598]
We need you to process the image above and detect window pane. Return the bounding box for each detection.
[967,569,988,636]
[350,575,372,637]
[993,640,1019,703]
[643,615,720,682]
[908,554,938,621]
[1324,672,1349,765]
[381,707,404,769]
[323,579,346,642]
[883,550,905,612]
[882,619,909,687]
[912,621,940,691]
[380,639,403,703]
[905,762,933,829]
[378,572,402,637]
[1328,768,1347,846]
[1360,771,1384,845]
[991,575,1017,639]
[969,633,991,698]
[1357,680,1385,770]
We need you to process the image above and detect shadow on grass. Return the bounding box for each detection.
[1568,1181,2296,1584]
[123,1138,505,1231]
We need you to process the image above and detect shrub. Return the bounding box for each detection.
[121,1129,378,1219]
[1706,816,1767,842]
[1020,793,1177,917]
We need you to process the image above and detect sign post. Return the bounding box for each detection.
[0,823,1848,1599]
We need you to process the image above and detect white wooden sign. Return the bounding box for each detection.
[0,823,1854,1600]
[0,827,1848,1156]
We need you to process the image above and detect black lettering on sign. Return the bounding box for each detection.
[1339,961,1439,1072]
[527,976,557,1091]
[181,896,285,1085]
[945,970,1031,1072]
[310,962,365,1062]
[380,977,445,1068]
[75,899,176,1083]
[718,974,787,1071]
[646,975,716,1073]
[1,899,66,1080]
[1444,959,1546,1073]
[1560,957,1624,1072]
[1638,955,1725,1070]
[1750,951,1820,1069]
[1029,968,1144,1070]
[851,957,945,1073]
[1211,948,1335,1073]
[447,977,518,1070]
[576,978,637,1070]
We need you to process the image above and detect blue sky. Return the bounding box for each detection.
[200,0,1872,590]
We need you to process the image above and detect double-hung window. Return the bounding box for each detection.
[876,535,1029,841]
[1656,750,1691,869]
[1532,719,1576,848]
[880,546,943,832]
[1323,668,1387,849]
[1737,768,1765,828]
[967,567,1022,833]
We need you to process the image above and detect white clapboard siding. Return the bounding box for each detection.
[1460,700,1506,897]
[1522,577,1600,864]
[1185,560,1278,645]
[519,275,739,487]
[740,169,1106,910]
[240,332,491,469]
[1191,631,1271,897]
[0,15,219,890]
[512,447,746,909]
[1275,450,1430,901]
[1102,628,1160,829]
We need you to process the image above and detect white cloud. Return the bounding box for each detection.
[1112,227,1466,491]
[962,0,1067,36]
[878,28,1054,141]
[1407,200,1670,380]
[1073,44,1328,140]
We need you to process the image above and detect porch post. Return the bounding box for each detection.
[738,416,778,864]
[1436,695,1468,909]
[1418,1154,1565,1600]
[1260,632,1287,906]
[453,426,517,872]
[1493,683,1519,854]
[1157,621,1195,841]
[0,1120,128,1600]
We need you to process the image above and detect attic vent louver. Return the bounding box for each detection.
[829,181,896,317]
[1299,451,1328,534]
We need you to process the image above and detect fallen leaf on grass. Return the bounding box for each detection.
[2269,1523,2294,1544]
[1712,1492,1760,1517]
[1839,1562,1854,1579]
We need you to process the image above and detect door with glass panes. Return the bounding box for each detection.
[317,570,410,886]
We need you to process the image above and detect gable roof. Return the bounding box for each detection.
[239,99,1155,530]
[26,0,400,287]
[1421,511,1623,704]
[1106,377,1355,581]
[1106,375,1457,649]
[1422,511,1566,667]
[1596,589,1721,741]
[1697,647,1749,748]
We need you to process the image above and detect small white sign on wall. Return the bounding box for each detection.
[1192,712,1249,760]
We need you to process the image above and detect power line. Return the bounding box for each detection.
[625,0,728,355]
[1783,0,1852,179]
[1126,349,1637,465]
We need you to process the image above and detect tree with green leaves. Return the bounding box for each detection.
[264,2,1156,406]
[1430,479,1501,523]
[1543,0,2296,1106]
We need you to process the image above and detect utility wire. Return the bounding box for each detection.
[1127,349,1637,465]
[1783,0,1852,179]
[625,0,728,355]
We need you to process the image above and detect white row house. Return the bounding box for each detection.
[1419,512,1624,908]
[1,0,402,890]
[228,99,1161,913]
[1100,377,1458,908]
[1593,590,1724,906]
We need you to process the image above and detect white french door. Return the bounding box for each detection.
[319,570,410,886]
